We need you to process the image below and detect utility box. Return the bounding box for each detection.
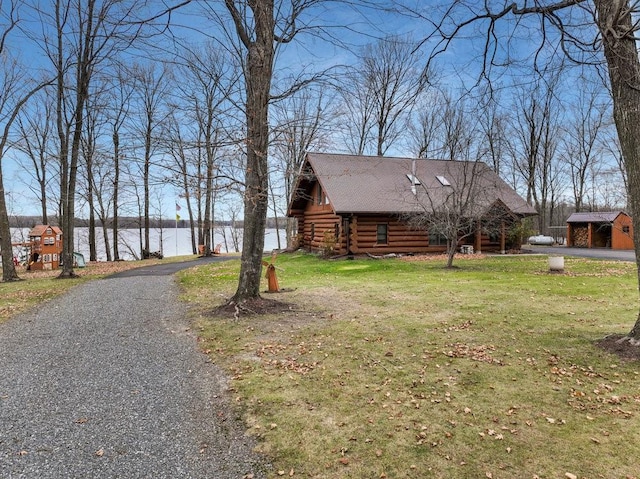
[27,225,63,270]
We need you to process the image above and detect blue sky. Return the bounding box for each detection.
[3,1,615,219]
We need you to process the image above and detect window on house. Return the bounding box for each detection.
[429,229,448,246]
[334,223,340,241]
[377,224,388,244]
[316,184,323,205]
[623,225,630,234]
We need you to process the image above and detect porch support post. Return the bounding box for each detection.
[500,220,506,254]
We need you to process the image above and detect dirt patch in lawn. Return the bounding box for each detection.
[595,334,640,361]
[212,296,297,319]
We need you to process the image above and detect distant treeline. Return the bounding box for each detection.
[9,215,283,229]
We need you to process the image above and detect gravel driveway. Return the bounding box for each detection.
[0,265,266,478]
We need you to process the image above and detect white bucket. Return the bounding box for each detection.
[549,256,564,272]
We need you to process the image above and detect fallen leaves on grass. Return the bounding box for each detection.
[443,343,503,365]
[256,343,320,375]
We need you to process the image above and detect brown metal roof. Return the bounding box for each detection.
[566,211,627,223]
[289,153,537,217]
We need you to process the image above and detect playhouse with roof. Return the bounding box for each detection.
[27,224,63,270]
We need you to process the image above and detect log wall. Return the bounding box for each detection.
[295,209,521,255]
[299,210,344,253]
[349,215,432,254]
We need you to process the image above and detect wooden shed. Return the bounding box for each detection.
[566,211,634,249]
[287,153,537,255]
[27,225,63,270]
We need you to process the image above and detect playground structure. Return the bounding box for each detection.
[11,225,63,270]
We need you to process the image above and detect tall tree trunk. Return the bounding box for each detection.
[60,95,85,277]
[228,0,274,302]
[87,161,97,262]
[0,166,19,281]
[58,0,96,278]
[102,220,112,262]
[143,119,151,256]
[203,132,216,256]
[40,177,48,225]
[187,198,196,255]
[112,130,120,260]
[595,0,640,339]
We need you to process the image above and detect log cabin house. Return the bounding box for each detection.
[566,211,634,249]
[287,153,537,255]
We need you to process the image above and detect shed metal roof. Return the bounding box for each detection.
[566,211,627,223]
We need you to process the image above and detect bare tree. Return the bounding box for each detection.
[179,45,238,256]
[368,35,430,156]
[105,66,134,261]
[47,0,116,277]
[164,112,199,254]
[407,90,445,158]
[477,87,508,176]
[79,86,107,262]
[438,92,478,162]
[34,0,189,277]
[221,0,332,302]
[404,160,517,268]
[79,82,120,262]
[222,0,277,302]
[337,35,429,156]
[336,68,376,155]
[404,93,494,268]
[506,73,564,234]
[402,0,640,339]
[129,62,170,258]
[271,86,330,246]
[0,1,50,282]
[599,124,628,209]
[15,92,57,225]
[561,78,611,212]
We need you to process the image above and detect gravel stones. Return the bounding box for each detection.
[0,273,265,478]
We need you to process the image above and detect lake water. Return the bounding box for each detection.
[10,227,288,262]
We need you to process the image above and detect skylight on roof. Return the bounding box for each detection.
[406,173,421,185]
[436,175,451,186]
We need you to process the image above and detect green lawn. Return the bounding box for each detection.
[180,253,640,479]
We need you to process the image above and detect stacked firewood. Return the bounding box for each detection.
[571,227,589,247]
